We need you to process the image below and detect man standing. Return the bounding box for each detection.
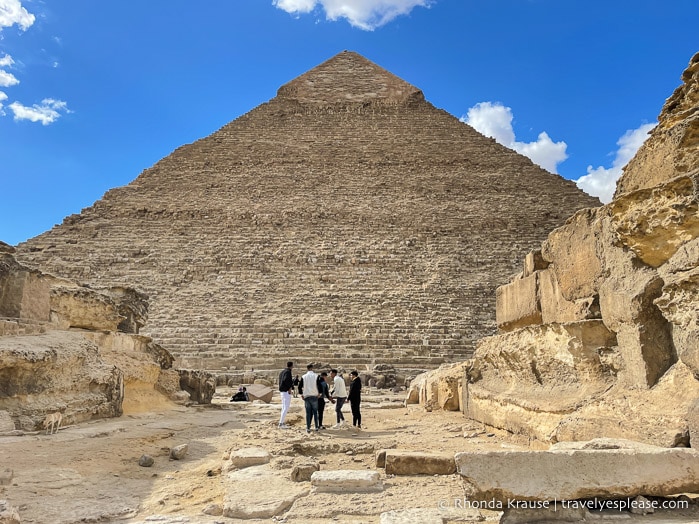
[278,361,294,429]
[330,369,347,428]
[317,372,334,429]
[301,364,320,433]
[348,370,362,429]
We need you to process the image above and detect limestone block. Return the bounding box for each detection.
[538,269,598,324]
[615,323,676,389]
[224,465,309,519]
[471,321,615,407]
[102,286,148,334]
[290,462,319,482]
[178,369,215,404]
[495,273,541,331]
[609,173,699,268]
[597,216,675,388]
[375,449,387,468]
[615,53,699,196]
[656,237,699,377]
[49,286,124,331]
[541,207,603,301]
[384,451,455,475]
[552,362,699,447]
[227,447,271,469]
[245,383,273,403]
[523,249,548,278]
[310,470,383,492]
[456,443,699,502]
[0,331,124,428]
[0,257,50,321]
[0,411,14,433]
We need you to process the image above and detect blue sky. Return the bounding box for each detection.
[1,0,697,246]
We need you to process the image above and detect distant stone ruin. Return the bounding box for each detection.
[14,51,599,376]
[0,242,194,432]
[411,52,699,448]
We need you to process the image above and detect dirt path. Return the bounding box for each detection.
[2,389,699,523]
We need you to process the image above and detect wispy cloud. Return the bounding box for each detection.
[0,1,69,125]
[0,0,35,31]
[8,98,71,125]
[462,101,568,174]
[273,0,432,30]
[574,124,655,203]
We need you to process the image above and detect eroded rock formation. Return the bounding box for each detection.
[0,249,186,431]
[413,52,699,448]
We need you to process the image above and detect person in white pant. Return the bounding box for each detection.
[330,369,347,427]
[278,361,294,429]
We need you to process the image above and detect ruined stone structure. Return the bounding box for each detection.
[0,241,184,431]
[412,52,699,448]
[14,51,599,373]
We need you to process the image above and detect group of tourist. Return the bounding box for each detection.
[278,361,362,433]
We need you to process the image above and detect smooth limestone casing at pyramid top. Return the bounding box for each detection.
[14,51,600,374]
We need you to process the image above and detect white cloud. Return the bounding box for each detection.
[8,98,70,125]
[273,0,432,30]
[0,0,35,31]
[0,53,13,67]
[0,90,7,115]
[0,68,18,86]
[574,123,655,203]
[462,101,568,174]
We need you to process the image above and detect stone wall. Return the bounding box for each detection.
[0,249,185,431]
[14,52,600,375]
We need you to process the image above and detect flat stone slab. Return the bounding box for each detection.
[310,470,383,493]
[385,451,455,476]
[227,447,271,469]
[223,465,308,518]
[456,440,699,501]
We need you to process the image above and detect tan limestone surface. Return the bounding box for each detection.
[13,51,600,374]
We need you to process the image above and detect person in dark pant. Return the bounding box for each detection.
[301,363,320,433]
[330,369,347,427]
[316,372,335,429]
[347,370,362,429]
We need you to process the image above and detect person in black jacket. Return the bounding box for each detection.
[278,361,294,429]
[347,370,362,429]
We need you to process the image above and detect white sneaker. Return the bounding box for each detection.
[278,423,290,429]
[331,423,341,429]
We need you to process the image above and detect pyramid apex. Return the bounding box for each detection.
[277,51,424,106]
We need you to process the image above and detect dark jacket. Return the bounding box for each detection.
[279,367,293,392]
[348,376,362,403]
[318,377,331,400]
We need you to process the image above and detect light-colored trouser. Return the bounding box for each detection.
[279,391,292,424]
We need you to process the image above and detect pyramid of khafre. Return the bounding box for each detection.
[15,51,600,374]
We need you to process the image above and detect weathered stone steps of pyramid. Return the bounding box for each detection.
[0,318,49,337]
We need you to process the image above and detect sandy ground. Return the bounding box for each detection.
[1,389,699,524]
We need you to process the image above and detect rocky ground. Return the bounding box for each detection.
[1,389,699,524]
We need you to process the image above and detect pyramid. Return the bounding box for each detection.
[15,51,600,374]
